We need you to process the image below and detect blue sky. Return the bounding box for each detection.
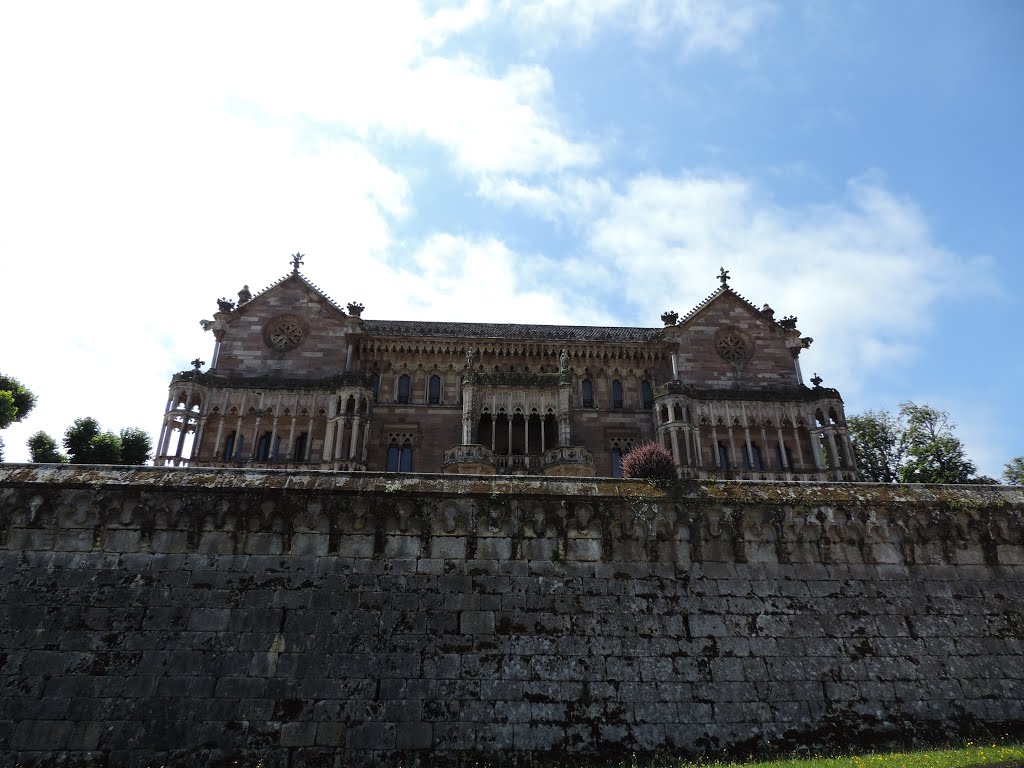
[1,1,1021,477]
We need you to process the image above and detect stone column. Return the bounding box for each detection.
[286,415,297,464]
[775,426,788,469]
[361,419,372,463]
[213,414,226,462]
[190,416,208,462]
[669,428,682,470]
[349,414,362,460]
[323,401,337,465]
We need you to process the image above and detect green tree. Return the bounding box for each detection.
[898,401,977,484]
[89,432,123,464]
[28,431,67,463]
[0,374,37,430]
[63,417,102,463]
[1004,457,1024,486]
[119,428,153,465]
[848,410,906,483]
[59,419,152,465]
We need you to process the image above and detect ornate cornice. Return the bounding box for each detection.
[170,369,374,392]
[655,382,844,403]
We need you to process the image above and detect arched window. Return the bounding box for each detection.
[397,374,411,404]
[581,379,594,408]
[223,432,236,462]
[611,380,623,409]
[387,437,414,472]
[611,448,624,478]
[717,441,730,469]
[641,380,654,410]
[610,437,634,477]
[293,433,308,462]
[370,373,380,399]
[428,375,442,405]
[257,432,272,462]
[776,442,792,469]
[744,443,763,470]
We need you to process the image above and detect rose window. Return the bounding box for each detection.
[266,316,305,350]
[715,330,753,364]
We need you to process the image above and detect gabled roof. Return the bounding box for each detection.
[234,270,347,317]
[361,320,662,342]
[676,284,798,333]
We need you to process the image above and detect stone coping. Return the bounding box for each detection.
[1,464,1021,509]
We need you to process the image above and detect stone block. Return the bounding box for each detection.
[431,536,467,559]
[460,610,495,635]
[396,722,433,750]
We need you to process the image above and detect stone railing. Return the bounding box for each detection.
[539,444,595,476]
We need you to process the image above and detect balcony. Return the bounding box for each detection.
[442,444,595,477]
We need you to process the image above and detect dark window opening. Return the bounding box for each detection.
[223,432,236,462]
[641,380,654,410]
[293,432,308,462]
[582,379,594,408]
[257,431,272,462]
[397,374,411,404]
[744,443,763,471]
[611,380,623,409]
[606,448,622,479]
[429,375,441,405]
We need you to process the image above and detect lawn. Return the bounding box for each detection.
[658,743,1024,768]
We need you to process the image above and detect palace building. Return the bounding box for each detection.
[157,256,858,481]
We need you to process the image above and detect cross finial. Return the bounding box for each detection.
[718,266,730,287]
[191,358,205,371]
[810,372,823,388]
[291,252,304,273]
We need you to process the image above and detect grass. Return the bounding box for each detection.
[654,743,1024,768]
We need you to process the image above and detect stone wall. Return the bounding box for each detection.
[1,465,1022,767]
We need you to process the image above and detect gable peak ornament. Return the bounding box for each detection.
[718,267,731,287]
[191,358,205,372]
[811,372,823,388]
[291,252,305,273]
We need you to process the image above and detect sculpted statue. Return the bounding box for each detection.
[559,349,569,373]
[465,348,477,368]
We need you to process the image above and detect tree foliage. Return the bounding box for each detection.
[63,417,102,463]
[898,401,977,484]
[848,410,906,483]
[58,417,152,465]
[1004,457,1024,486]
[0,374,37,430]
[849,402,984,484]
[119,428,153,465]
[621,442,677,481]
[28,431,67,463]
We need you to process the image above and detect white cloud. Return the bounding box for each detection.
[477,175,614,224]
[498,0,775,54]
[571,173,994,391]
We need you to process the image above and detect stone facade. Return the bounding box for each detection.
[157,263,856,481]
[1,465,1022,766]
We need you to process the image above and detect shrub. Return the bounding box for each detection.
[621,442,676,481]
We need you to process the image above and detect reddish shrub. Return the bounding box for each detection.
[620,442,677,481]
